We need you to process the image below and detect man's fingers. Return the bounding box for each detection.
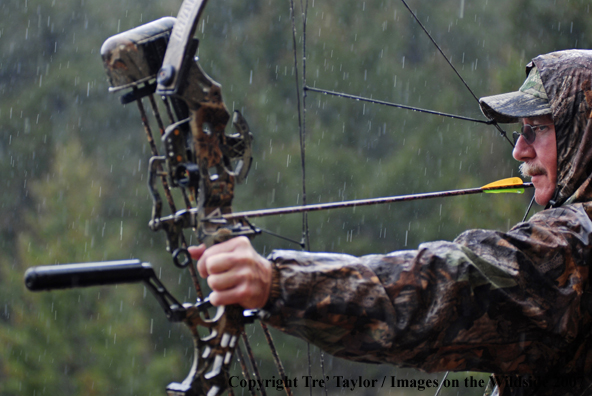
[201,236,251,256]
[204,252,245,275]
[188,244,206,260]
[195,237,255,278]
[207,267,240,291]
[188,245,208,277]
[208,282,261,309]
[188,237,272,309]
[208,290,233,307]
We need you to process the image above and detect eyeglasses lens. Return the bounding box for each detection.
[513,125,536,145]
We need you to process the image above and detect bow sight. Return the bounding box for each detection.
[100,11,257,258]
[24,1,277,395]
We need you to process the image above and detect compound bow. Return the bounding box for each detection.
[23,0,527,395]
[26,1,290,395]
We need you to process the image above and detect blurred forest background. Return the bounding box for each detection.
[1,0,591,395]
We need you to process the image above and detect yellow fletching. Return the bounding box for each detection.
[481,177,525,194]
[481,177,524,188]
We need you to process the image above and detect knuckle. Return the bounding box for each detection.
[236,235,250,243]
[234,236,251,248]
[237,266,255,282]
[235,284,251,301]
[206,275,217,290]
[197,260,207,277]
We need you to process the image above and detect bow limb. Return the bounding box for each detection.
[167,303,255,396]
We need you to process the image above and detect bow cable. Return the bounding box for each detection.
[289,0,311,251]
[289,0,329,395]
[397,0,514,147]
[304,86,494,125]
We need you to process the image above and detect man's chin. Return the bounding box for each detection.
[533,184,554,206]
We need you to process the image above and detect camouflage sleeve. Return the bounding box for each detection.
[261,204,592,375]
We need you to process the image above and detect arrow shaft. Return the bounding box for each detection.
[222,183,534,221]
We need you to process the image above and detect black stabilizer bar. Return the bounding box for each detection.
[24,260,152,291]
[24,260,187,321]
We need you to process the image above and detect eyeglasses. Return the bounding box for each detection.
[512,123,553,145]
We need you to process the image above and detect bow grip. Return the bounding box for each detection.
[24,260,153,291]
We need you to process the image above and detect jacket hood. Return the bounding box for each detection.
[529,50,592,208]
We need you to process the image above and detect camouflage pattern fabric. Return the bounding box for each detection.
[539,51,592,208]
[262,50,592,396]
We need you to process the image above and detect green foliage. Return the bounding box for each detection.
[1,137,181,395]
[2,0,592,395]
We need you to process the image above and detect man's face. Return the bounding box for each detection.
[512,115,557,206]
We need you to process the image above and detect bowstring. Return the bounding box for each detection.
[399,0,479,104]
[299,0,514,149]
[397,0,515,148]
[289,1,328,395]
[298,0,320,394]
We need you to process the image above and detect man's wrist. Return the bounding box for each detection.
[261,258,281,312]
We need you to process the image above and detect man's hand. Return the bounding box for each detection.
[188,237,272,309]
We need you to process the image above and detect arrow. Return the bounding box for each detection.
[212,178,533,222]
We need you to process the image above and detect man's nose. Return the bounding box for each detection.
[512,134,535,162]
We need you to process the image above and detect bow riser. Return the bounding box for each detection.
[100,7,259,394]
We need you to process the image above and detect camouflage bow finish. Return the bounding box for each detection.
[100,1,259,394]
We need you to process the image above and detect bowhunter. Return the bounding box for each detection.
[191,50,592,396]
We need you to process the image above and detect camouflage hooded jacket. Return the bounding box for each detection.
[262,50,592,396]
